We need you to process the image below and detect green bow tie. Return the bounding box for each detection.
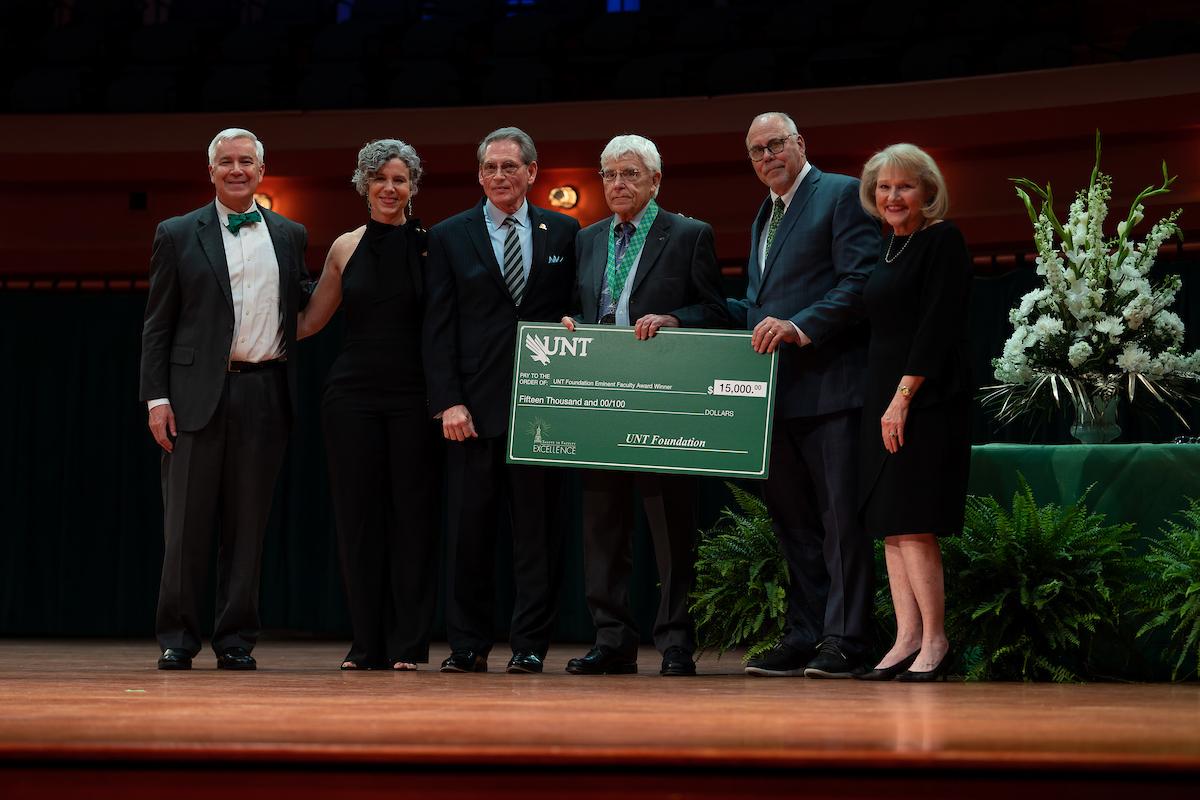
[226,210,262,235]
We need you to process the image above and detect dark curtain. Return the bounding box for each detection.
[2,262,1197,637]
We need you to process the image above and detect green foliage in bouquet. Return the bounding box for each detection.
[1137,498,1200,680]
[945,476,1135,681]
[689,483,789,660]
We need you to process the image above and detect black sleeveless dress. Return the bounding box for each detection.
[859,220,974,538]
[321,218,437,667]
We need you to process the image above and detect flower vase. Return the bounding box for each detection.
[1069,393,1121,444]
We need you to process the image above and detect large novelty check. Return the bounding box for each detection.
[506,323,777,478]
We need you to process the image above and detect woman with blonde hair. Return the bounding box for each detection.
[854,143,973,681]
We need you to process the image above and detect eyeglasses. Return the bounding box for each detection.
[599,168,642,184]
[748,135,797,162]
[480,161,525,177]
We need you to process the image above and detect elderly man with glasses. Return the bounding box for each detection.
[423,126,580,675]
[729,112,880,679]
[560,134,728,677]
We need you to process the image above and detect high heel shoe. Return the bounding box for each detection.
[896,648,954,682]
[854,650,919,681]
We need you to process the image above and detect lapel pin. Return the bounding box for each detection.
[538,223,548,230]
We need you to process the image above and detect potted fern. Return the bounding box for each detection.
[1137,498,1200,680]
[944,477,1135,681]
[689,483,789,660]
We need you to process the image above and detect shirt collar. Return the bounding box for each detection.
[485,198,529,228]
[215,198,260,224]
[609,201,651,232]
[770,160,812,208]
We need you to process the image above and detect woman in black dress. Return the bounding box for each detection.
[854,144,972,681]
[299,139,436,670]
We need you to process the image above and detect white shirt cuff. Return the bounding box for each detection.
[147,398,170,411]
[788,322,811,346]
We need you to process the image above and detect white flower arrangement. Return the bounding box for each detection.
[985,132,1200,428]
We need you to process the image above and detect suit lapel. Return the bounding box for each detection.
[260,208,292,316]
[761,166,821,287]
[589,220,609,301]
[464,201,510,299]
[747,198,771,298]
[525,204,548,302]
[628,211,671,297]
[197,205,233,312]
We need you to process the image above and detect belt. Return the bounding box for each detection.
[228,359,286,373]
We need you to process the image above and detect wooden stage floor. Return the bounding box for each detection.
[2,640,1199,798]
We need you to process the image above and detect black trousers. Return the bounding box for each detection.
[323,396,437,666]
[581,470,697,658]
[155,368,289,656]
[763,410,872,658]
[443,436,564,657]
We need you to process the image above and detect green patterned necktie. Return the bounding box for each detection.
[763,197,786,265]
[605,199,659,301]
[226,210,262,235]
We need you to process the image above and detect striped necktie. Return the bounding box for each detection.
[763,197,786,269]
[501,216,525,305]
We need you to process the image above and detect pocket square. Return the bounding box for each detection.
[548,254,564,264]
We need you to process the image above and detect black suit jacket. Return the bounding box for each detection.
[573,208,728,328]
[727,165,880,419]
[138,202,310,431]
[422,200,580,439]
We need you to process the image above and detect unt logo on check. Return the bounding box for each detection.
[524,334,595,365]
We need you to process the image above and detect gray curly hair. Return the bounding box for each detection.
[352,139,423,197]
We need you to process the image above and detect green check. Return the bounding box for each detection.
[506,323,777,478]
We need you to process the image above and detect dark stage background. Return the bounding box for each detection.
[2,262,1197,641]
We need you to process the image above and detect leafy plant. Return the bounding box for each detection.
[689,483,789,660]
[1136,498,1200,680]
[944,475,1135,681]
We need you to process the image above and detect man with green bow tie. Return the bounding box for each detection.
[139,127,310,672]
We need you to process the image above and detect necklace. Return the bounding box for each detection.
[883,221,927,263]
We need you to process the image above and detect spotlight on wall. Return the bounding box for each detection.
[254,192,274,210]
[548,185,578,210]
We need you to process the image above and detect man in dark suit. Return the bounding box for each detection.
[139,127,310,671]
[561,134,728,677]
[730,112,880,678]
[423,127,579,674]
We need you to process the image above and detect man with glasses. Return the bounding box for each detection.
[560,134,728,677]
[730,112,879,678]
[423,127,579,674]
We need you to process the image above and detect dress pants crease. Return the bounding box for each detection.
[583,470,697,657]
[763,410,871,656]
[444,437,562,657]
[156,369,288,657]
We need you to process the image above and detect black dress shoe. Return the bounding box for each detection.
[216,647,257,670]
[565,646,637,675]
[897,648,954,682]
[506,650,544,674]
[157,649,192,670]
[855,650,920,681]
[743,641,813,677]
[660,646,696,676]
[440,650,488,673]
[803,640,867,678]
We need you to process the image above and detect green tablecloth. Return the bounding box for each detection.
[968,443,1200,539]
